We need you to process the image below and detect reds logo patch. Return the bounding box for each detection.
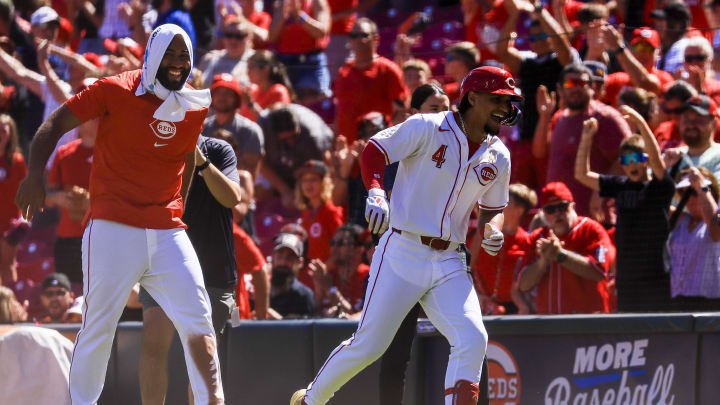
[149,120,177,140]
[474,163,498,186]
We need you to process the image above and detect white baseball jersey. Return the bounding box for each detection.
[368,111,510,243]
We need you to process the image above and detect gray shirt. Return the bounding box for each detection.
[202,113,265,156]
[679,142,720,180]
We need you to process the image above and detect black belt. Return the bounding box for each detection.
[392,228,453,251]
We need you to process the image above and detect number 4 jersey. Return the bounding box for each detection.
[367,111,510,244]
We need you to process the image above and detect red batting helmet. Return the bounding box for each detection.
[459,66,523,102]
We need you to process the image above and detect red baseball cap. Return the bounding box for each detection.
[540,182,574,207]
[210,73,243,102]
[630,27,661,49]
[459,66,523,102]
[685,95,719,117]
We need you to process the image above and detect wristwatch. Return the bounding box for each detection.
[556,251,568,263]
[615,43,626,54]
[534,3,544,13]
[197,160,211,172]
[701,185,710,193]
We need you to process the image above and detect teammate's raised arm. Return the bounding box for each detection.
[15,104,82,220]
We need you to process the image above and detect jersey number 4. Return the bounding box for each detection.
[432,145,447,168]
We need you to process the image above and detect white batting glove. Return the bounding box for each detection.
[481,223,504,256]
[365,188,389,235]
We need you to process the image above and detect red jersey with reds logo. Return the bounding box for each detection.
[334,56,408,143]
[64,70,208,230]
[520,216,614,314]
[301,201,344,261]
[48,139,93,237]
[233,223,266,319]
[473,227,529,303]
[0,153,26,234]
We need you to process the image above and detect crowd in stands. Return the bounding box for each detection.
[3,0,720,326]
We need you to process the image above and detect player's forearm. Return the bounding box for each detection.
[558,249,605,281]
[201,165,243,208]
[477,209,503,232]
[251,269,270,320]
[27,105,82,175]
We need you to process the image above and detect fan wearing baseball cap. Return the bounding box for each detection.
[292,66,519,405]
[666,94,720,179]
[518,182,614,314]
[600,25,673,107]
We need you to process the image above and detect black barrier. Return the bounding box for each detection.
[40,313,720,404]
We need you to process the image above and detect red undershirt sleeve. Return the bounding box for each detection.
[360,141,387,191]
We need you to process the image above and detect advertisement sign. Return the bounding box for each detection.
[487,335,696,404]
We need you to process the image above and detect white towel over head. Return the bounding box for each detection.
[135,24,211,122]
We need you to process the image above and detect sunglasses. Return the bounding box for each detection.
[348,32,371,39]
[632,42,655,54]
[563,78,589,88]
[43,289,68,297]
[223,32,248,40]
[529,32,549,43]
[620,152,648,165]
[685,54,707,63]
[543,202,570,215]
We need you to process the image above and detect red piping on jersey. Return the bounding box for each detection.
[440,115,463,239]
[69,219,93,402]
[307,230,395,397]
[479,203,507,210]
[361,141,388,190]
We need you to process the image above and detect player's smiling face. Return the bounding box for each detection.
[157,35,191,91]
[471,92,512,136]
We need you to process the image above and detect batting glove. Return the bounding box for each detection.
[365,188,389,235]
[481,223,504,256]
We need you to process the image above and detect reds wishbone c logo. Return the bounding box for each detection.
[505,77,515,88]
[149,120,177,140]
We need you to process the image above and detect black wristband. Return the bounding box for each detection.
[556,251,568,263]
[197,160,211,172]
[615,43,626,54]
[701,185,710,193]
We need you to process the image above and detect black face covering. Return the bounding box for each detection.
[271,265,294,288]
[156,64,191,91]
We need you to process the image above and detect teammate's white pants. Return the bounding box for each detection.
[69,219,224,405]
[304,229,487,405]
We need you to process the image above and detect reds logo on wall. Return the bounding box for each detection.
[487,340,521,404]
[149,120,177,140]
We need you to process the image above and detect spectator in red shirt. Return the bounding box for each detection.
[472,183,536,315]
[540,64,631,216]
[45,117,97,287]
[222,0,272,49]
[655,80,697,150]
[461,0,508,65]
[443,41,479,104]
[268,0,332,103]
[518,182,614,314]
[296,160,343,262]
[601,25,673,106]
[241,50,294,121]
[307,223,369,317]
[325,0,378,81]
[232,221,270,320]
[334,17,407,143]
[679,36,720,106]
[0,113,26,287]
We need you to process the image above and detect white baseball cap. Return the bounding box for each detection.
[30,6,59,26]
[274,233,304,258]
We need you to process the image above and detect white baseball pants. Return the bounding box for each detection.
[69,219,224,405]
[304,229,487,405]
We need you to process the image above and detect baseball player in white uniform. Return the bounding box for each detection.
[291,66,522,405]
